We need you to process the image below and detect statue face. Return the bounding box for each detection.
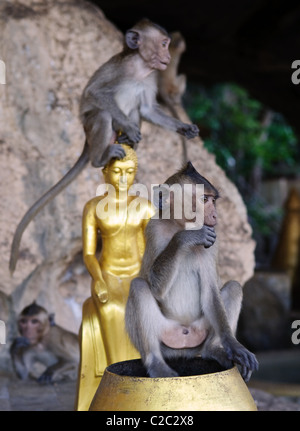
[104,159,136,192]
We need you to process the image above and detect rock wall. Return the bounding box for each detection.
[0,0,255,347]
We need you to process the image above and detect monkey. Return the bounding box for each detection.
[158,31,188,163]
[10,302,79,384]
[158,31,187,106]
[125,162,258,382]
[9,19,199,274]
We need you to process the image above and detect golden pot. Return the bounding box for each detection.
[89,358,257,411]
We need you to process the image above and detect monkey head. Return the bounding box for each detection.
[18,302,50,345]
[156,162,219,229]
[125,19,171,71]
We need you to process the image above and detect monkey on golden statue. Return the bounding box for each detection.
[9,19,199,274]
[125,162,258,382]
[10,303,79,384]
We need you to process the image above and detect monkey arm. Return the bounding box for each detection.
[37,357,76,384]
[145,223,215,299]
[201,281,234,341]
[201,279,259,377]
[140,104,183,132]
[10,338,31,380]
[147,227,184,299]
[140,104,199,139]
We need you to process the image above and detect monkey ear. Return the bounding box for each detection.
[125,30,141,49]
[185,161,197,175]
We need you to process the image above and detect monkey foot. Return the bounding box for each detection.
[161,325,207,349]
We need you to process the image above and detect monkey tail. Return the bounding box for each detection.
[9,140,90,275]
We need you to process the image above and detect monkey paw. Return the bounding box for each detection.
[37,368,54,385]
[117,133,136,145]
[11,336,30,350]
[97,144,126,167]
[177,124,199,139]
[116,122,141,144]
[224,341,259,382]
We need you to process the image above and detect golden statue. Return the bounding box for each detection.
[75,144,155,411]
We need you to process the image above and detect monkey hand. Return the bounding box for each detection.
[176,123,199,139]
[116,133,136,147]
[176,225,216,249]
[11,336,31,352]
[38,366,55,384]
[94,280,109,303]
[114,121,142,144]
[223,336,259,382]
[99,144,126,167]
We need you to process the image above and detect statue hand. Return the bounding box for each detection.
[94,280,108,303]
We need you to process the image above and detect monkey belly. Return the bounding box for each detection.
[161,325,207,349]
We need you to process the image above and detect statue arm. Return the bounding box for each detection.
[138,201,156,257]
[82,200,108,303]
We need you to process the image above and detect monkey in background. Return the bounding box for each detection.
[125,162,258,382]
[9,19,199,274]
[10,303,79,384]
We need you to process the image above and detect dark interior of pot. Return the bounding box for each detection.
[106,357,228,378]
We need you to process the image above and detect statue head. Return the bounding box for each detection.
[102,144,138,192]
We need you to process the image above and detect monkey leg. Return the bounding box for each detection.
[220,280,243,335]
[126,277,179,378]
[200,280,243,370]
[84,111,117,167]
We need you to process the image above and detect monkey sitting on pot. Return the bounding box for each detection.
[126,162,258,382]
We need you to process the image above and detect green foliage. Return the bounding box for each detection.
[185,83,299,182]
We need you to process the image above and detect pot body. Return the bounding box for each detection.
[89,358,257,411]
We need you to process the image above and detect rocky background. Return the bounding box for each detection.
[0,0,255,368]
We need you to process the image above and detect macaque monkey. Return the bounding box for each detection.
[9,19,198,274]
[10,303,79,383]
[125,162,258,382]
[158,31,188,163]
[158,31,187,106]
